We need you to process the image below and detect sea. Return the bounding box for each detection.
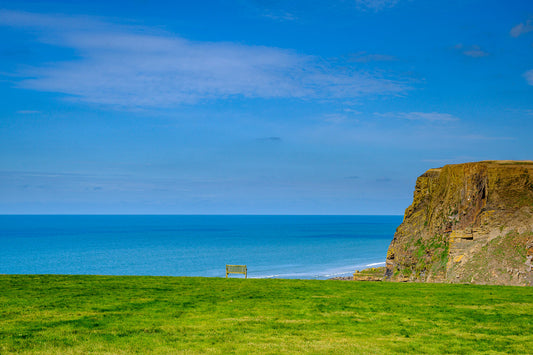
[0,215,402,279]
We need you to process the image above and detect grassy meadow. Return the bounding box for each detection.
[1,275,532,354]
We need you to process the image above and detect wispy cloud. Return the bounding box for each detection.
[261,10,297,21]
[243,0,401,18]
[321,107,363,123]
[506,108,533,116]
[457,134,514,141]
[323,113,349,123]
[349,52,397,63]
[355,0,400,11]
[374,111,459,122]
[401,112,459,122]
[524,69,533,85]
[510,16,533,38]
[454,44,489,58]
[375,177,392,182]
[257,136,282,142]
[240,0,298,21]
[463,47,489,58]
[343,108,362,114]
[16,110,41,114]
[0,10,406,109]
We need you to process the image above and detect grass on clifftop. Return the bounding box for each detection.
[1,275,532,354]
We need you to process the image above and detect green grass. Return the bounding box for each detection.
[1,275,532,354]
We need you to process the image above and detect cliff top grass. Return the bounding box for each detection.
[353,266,386,276]
[427,160,533,174]
[440,160,533,167]
[2,275,532,354]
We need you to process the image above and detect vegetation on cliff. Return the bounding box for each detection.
[352,266,386,281]
[386,160,533,285]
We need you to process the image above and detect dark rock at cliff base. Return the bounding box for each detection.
[385,161,533,286]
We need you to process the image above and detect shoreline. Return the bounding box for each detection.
[0,261,388,281]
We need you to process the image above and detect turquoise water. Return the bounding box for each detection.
[0,215,401,279]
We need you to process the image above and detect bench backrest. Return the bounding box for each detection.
[226,264,247,278]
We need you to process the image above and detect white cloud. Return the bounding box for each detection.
[510,17,533,37]
[374,111,460,122]
[0,10,406,108]
[524,69,533,85]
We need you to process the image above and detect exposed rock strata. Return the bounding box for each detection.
[385,161,533,286]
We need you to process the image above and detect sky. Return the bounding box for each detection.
[0,0,532,215]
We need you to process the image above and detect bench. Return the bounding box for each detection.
[226,264,247,278]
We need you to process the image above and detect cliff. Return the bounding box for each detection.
[385,161,533,286]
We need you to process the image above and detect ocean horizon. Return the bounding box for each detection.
[0,215,402,279]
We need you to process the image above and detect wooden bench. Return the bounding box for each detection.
[226,264,247,278]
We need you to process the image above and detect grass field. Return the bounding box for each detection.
[1,275,532,354]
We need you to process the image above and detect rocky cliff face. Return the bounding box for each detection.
[385,161,533,286]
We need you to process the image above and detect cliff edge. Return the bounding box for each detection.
[385,161,533,286]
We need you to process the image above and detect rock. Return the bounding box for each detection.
[385,161,533,286]
[352,267,386,281]
[328,276,354,281]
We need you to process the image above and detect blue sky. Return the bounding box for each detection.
[0,0,532,214]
